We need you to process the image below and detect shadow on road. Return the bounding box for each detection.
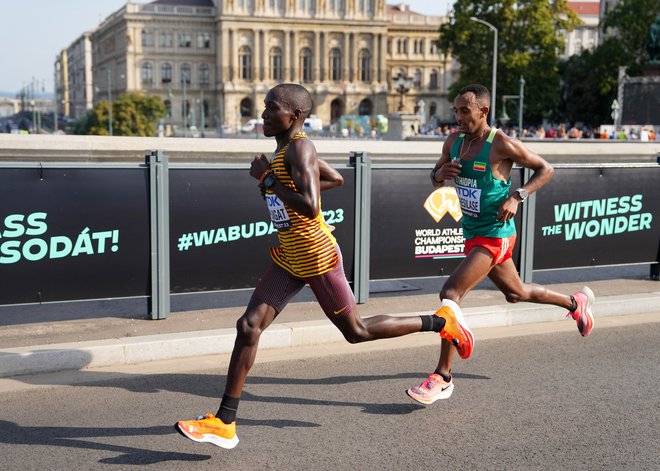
[0,420,210,465]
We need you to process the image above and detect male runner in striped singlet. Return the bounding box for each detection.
[406,84,595,405]
[175,83,474,448]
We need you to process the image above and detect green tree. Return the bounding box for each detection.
[438,0,580,125]
[557,0,659,126]
[602,0,660,73]
[75,93,166,136]
[558,39,628,126]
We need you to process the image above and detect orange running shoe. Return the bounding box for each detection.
[175,413,239,449]
[436,300,474,359]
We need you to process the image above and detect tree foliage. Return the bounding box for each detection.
[74,93,166,136]
[557,0,660,126]
[602,0,660,72]
[438,0,579,125]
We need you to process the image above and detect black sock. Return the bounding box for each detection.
[217,394,240,424]
[569,295,578,312]
[434,369,452,382]
[420,315,445,333]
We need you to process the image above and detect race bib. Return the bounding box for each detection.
[455,184,481,218]
[265,194,291,229]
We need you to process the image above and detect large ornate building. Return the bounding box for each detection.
[56,0,456,132]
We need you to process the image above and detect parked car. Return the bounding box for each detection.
[303,116,323,132]
[241,119,263,133]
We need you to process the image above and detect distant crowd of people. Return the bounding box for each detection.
[418,123,657,141]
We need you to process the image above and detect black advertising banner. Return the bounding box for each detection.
[0,167,150,305]
[169,167,355,293]
[534,166,659,269]
[370,167,523,280]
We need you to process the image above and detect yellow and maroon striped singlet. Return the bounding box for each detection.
[265,132,338,278]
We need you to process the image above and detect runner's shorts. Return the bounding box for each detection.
[464,234,517,265]
[251,245,357,317]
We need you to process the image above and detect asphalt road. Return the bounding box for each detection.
[0,314,658,470]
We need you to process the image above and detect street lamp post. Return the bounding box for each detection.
[107,69,113,136]
[470,16,498,127]
[394,72,413,112]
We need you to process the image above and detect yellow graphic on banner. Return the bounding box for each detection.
[423,187,463,223]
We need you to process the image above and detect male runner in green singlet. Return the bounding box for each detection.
[406,84,595,405]
[175,83,474,448]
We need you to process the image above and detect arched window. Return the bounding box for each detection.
[161,63,172,83]
[240,97,253,117]
[413,68,422,88]
[330,98,343,123]
[239,46,253,80]
[300,47,313,83]
[141,62,153,85]
[181,63,191,84]
[269,47,283,81]
[358,49,371,83]
[199,64,210,85]
[429,69,438,90]
[329,48,342,82]
[358,98,372,116]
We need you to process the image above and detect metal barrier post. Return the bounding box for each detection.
[148,150,171,319]
[350,152,371,303]
[519,167,535,283]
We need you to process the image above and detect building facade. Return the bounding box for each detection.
[74,0,454,133]
[561,1,600,59]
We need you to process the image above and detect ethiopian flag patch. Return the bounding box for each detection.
[473,161,486,172]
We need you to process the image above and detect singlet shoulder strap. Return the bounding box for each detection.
[486,127,498,143]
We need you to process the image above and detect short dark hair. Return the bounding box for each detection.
[457,84,491,107]
[273,83,313,119]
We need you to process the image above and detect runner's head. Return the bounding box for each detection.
[453,84,490,133]
[262,84,313,137]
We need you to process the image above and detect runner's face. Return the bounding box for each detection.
[453,92,487,133]
[262,89,294,137]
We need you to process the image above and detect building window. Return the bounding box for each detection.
[159,31,173,48]
[430,40,438,54]
[178,32,192,48]
[240,97,253,117]
[358,49,371,82]
[141,62,153,85]
[181,63,191,84]
[359,98,372,115]
[413,68,422,88]
[198,32,212,49]
[329,48,342,82]
[164,99,172,118]
[161,63,172,83]
[269,47,283,81]
[239,46,253,80]
[199,64,210,84]
[429,69,438,90]
[141,30,154,47]
[300,47,313,83]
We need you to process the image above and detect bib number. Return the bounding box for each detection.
[265,194,291,229]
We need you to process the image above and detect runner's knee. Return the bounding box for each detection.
[236,315,263,345]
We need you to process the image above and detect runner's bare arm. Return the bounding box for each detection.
[495,136,554,221]
[430,134,461,188]
[268,137,320,219]
[318,158,344,192]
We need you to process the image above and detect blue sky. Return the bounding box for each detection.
[0,0,452,96]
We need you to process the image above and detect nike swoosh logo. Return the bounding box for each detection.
[441,385,451,391]
[333,306,348,315]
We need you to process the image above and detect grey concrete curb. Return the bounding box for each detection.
[1,292,659,378]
